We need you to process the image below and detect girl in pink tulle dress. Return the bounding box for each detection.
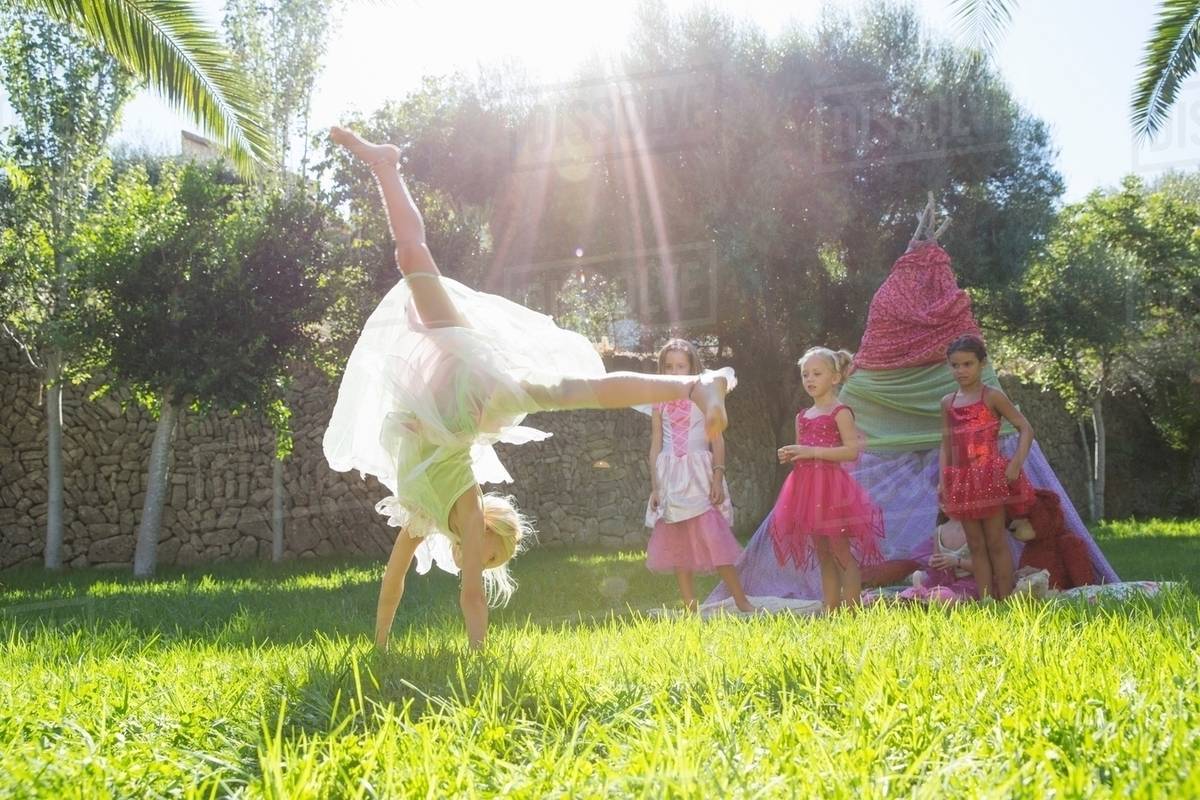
[646,340,753,613]
[770,347,884,610]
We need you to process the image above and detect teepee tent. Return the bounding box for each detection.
[709,242,1119,602]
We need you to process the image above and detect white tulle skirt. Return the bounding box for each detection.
[323,274,606,575]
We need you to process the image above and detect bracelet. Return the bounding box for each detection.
[712,465,726,473]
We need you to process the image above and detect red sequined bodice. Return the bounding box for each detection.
[947,396,1002,467]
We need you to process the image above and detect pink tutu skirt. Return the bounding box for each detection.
[769,462,885,568]
[646,508,743,574]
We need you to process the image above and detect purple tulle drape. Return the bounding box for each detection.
[707,437,1119,603]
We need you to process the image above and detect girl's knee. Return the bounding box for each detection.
[394,241,429,271]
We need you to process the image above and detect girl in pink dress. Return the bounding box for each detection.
[939,334,1035,600]
[646,340,753,613]
[770,347,884,610]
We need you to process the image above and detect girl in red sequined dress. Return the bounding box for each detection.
[938,334,1035,599]
[770,348,884,610]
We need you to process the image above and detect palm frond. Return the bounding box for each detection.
[37,0,274,175]
[1132,0,1200,140]
[949,0,1018,53]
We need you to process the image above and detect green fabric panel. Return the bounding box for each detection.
[839,363,1015,453]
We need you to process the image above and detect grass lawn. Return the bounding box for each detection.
[0,519,1197,797]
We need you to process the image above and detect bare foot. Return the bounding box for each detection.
[689,367,735,440]
[735,599,755,613]
[330,126,400,169]
[683,598,699,614]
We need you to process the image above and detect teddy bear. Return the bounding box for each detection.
[1009,488,1097,590]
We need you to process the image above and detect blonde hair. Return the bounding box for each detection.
[798,347,854,380]
[657,338,703,373]
[480,493,532,606]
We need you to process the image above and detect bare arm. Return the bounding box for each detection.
[709,430,727,504]
[989,390,1034,474]
[375,530,422,649]
[938,395,953,504]
[449,487,489,649]
[648,408,663,491]
[648,408,663,510]
[777,414,804,462]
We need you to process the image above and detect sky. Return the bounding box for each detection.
[21,0,1183,202]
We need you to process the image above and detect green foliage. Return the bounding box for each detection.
[0,4,132,375]
[0,529,1198,796]
[223,0,335,176]
[32,0,273,173]
[1015,175,1200,451]
[315,4,1062,435]
[79,160,338,435]
[1132,0,1200,139]
[554,271,633,346]
[1018,241,1140,415]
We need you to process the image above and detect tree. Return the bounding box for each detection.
[1014,174,1200,519]
[0,6,133,569]
[603,3,1062,432]
[223,0,336,180]
[1018,240,1143,521]
[316,5,1062,442]
[80,161,336,575]
[29,0,272,172]
[223,0,340,559]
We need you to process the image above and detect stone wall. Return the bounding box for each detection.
[1,338,1190,571]
[0,346,779,569]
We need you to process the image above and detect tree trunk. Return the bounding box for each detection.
[133,392,180,578]
[43,349,64,570]
[1078,418,1096,522]
[272,456,285,562]
[1092,392,1106,522]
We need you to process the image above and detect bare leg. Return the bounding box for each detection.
[814,537,840,612]
[962,519,991,599]
[329,126,465,328]
[675,569,698,612]
[983,512,1014,599]
[715,565,754,612]
[375,530,422,649]
[525,368,733,439]
[830,535,862,609]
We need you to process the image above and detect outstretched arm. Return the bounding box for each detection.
[375,530,422,650]
[938,395,953,507]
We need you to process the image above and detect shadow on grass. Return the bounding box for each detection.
[0,547,703,646]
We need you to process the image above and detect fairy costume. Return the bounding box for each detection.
[768,405,884,569]
[941,385,1035,521]
[323,273,606,575]
[643,399,741,573]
